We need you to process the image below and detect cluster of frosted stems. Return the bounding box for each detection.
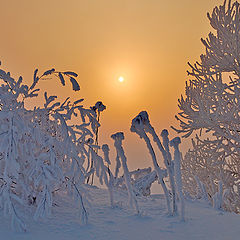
[131,111,184,219]
[111,132,139,213]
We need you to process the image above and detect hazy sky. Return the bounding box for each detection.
[0,0,222,169]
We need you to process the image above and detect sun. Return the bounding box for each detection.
[118,76,124,82]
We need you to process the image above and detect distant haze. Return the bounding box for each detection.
[0,0,221,169]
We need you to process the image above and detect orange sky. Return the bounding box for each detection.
[0,0,222,170]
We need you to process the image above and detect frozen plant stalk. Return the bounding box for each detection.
[111,132,139,213]
[102,144,114,207]
[131,115,171,215]
[160,129,177,214]
[213,181,223,210]
[170,137,185,221]
[133,111,177,215]
[194,176,209,202]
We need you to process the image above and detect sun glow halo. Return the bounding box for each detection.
[118,76,124,82]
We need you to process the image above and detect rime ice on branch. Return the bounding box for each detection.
[111,132,139,213]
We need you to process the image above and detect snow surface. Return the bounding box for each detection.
[1,185,240,240]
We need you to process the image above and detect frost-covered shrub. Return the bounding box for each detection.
[132,168,157,196]
[181,137,240,212]
[113,167,157,196]
[174,0,240,212]
[0,63,109,231]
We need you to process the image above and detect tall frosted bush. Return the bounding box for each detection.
[0,64,108,230]
[174,0,240,212]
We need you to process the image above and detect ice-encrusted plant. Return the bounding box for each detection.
[102,144,114,207]
[136,111,177,214]
[111,132,139,214]
[173,0,240,213]
[87,101,106,185]
[113,167,157,196]
[0,63,104,231]
[130,112,171,215]
[131,111,184,217]
[170,137,185,221]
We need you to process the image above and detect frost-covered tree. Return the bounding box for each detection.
[174,0,240,212]
[0,63,109,231]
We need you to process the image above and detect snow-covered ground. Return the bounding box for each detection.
[1,185,240,240]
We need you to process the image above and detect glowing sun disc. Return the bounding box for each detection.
[118,76,124,82]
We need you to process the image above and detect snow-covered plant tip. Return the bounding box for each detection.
[0,63,105,231]
[174,0,240,213]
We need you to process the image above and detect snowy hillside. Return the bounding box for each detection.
[1,185,240,240]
